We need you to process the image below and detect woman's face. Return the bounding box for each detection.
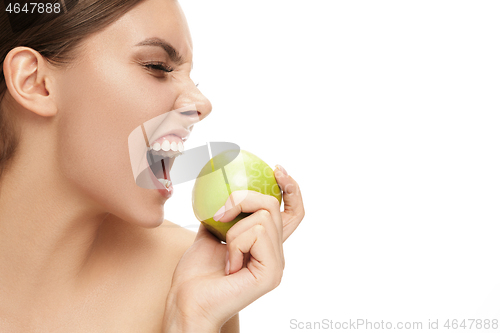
[52,0,211,227]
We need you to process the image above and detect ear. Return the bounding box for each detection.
[2,46,57,117]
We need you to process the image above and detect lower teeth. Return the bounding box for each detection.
[158,178,171,188]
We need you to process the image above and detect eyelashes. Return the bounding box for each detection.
[142,61,174,74]
[141,61,199,87]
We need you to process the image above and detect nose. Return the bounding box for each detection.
[173,80,212,124]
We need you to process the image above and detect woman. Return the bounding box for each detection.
[0,0,305,331]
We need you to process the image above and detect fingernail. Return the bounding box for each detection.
[213,205,226,221]
[225,259,230,275]
[275,164,288,177]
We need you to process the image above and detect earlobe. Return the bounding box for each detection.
[3,46,57,117]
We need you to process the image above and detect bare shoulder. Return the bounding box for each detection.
[157,219,197,259]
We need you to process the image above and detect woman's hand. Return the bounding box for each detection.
[162,165,305,332]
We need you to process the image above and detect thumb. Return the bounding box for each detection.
[274,164,305,242]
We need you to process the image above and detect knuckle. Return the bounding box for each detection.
[258,209,271,220]
[284,183,295,194]
[253,224,266,235]
[226,239,237,253]
[267,195,280,210]
[232,190,249,204]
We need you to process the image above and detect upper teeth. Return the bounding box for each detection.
[150,140,184,153]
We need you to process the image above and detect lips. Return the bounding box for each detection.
[146,162,173,199]
[149,128,190,147]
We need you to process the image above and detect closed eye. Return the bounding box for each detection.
[143,62,174,73]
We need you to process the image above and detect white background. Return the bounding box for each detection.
[165,1,500,332]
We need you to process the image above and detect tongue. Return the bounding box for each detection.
[159,158,170,179]
[146,150,171,179]
[153,157,171,180]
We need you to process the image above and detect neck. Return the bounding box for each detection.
[0,146,109,314]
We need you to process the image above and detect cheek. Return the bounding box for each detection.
[55,68,137,181]
[53,61,173,222]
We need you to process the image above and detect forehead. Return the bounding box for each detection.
[86,0,192,60]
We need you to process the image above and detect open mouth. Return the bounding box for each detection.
[127,106,196,195]
[146,149,180,189]
[145,134,186,190]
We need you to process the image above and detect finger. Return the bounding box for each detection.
[226,209,279,250]
[274,166,305,242]
[225,209,282,264]
[226,224,277,276]
[215,190,283,242]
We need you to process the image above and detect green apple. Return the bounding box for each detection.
[192,150,282,242]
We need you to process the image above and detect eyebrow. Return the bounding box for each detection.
[134,37,184,65]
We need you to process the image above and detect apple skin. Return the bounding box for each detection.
[192,150,282,242]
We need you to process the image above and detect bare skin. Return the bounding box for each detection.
[0,0,304,331]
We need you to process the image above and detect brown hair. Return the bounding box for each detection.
[0,0,146,179]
